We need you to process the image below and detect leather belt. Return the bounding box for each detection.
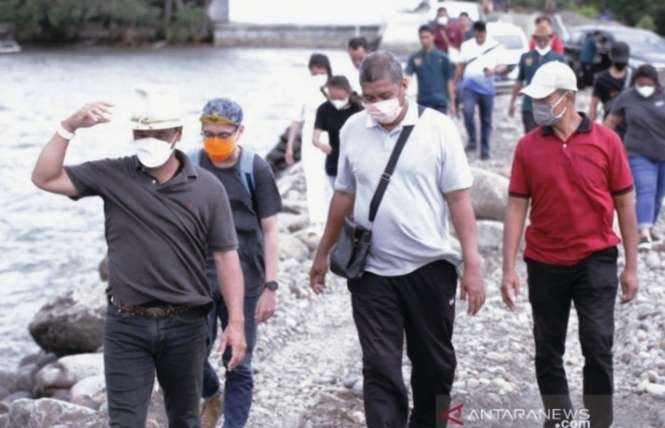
[109,296,199,319]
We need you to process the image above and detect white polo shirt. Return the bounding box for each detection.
[335,101,473,276]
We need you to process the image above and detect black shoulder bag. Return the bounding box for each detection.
[330,105,425,280]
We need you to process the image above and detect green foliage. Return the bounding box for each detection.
[164,3,209,43]
[602,0,665,36]
[636,15,656,31]
[0,0,209,44]
[570,4,599,19]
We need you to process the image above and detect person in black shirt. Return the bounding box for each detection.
[313,76,363,186]
[589,41,631,139]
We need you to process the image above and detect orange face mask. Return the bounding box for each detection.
[204,137,236,162]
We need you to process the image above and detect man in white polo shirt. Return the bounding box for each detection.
[309,51,485,428]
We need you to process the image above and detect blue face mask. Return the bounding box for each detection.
[533,92,568,126]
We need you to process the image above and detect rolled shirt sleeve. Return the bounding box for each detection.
[439,115,473,194]
[508,141,530,198]
[207,181,239,252]
[334,121,356,193]
[64,159,117,200]
[606,132,634,195]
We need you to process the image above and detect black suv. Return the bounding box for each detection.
[564,24,665,88]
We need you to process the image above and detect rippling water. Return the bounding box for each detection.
[0,46,355,370]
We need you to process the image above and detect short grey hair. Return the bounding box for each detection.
[359,51,404,85]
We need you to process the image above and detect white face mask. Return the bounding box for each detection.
[437,16,449,25]
[535,45,551,56]
[331,98,349,110]
[312,74,328,88]
[636,85,655,98]
[363,97,403,125]
[134,137,175,169]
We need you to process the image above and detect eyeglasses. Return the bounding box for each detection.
[202,130,236,139]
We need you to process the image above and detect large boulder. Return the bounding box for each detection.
[34,353,104,394]
[279,234,310,262]
[476,221,504,250]
[7,398,102,427]
[470,167,509,222]
[29,285,106,356]
[293,227,322,252]
[0,371,17,397]
[279,213,310,233]
[70,375,106,410]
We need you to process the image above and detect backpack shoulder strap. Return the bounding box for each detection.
[187,149,202,166]
[239,148,256,196]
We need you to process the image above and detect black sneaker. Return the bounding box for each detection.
[480,154,491,161]
[638,235,652,251]
[465,145,477,153]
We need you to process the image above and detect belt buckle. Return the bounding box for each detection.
[145,307,165,319]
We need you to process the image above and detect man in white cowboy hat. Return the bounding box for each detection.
[31,85,247,428]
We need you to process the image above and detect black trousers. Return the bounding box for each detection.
[348,260,458,428]
[104,305,209,428]
[527,247,619,428]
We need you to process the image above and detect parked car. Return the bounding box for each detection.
[487,21,528,93]
[564,25,665,88]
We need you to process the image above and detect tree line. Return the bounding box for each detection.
[0,0,212,44]
[510,0,665,35]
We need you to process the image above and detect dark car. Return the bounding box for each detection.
[564,25,665,88]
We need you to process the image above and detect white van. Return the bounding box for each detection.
[487,21,529,93]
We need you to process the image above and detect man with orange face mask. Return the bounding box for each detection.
[190,98,282,428]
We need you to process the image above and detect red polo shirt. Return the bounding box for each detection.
[509,114,633,266]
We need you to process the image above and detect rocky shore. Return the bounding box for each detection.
[2,94,665,427]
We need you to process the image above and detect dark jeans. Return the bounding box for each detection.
[348,260,458,428]
[202,292,259,428]
[522,110,538,134]
[104,304,208,428]
[527,247,619,428]
[461,88,494,157]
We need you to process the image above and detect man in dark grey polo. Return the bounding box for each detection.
[31,85,246,428]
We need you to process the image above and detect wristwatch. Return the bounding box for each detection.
[265,281,279,292]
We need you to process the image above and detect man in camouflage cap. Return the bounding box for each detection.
[191,98,282,428]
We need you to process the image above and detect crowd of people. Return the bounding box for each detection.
[27,4,665,428]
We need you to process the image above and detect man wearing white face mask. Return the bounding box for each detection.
[606,64,665,250]
[313,76,363,187]
[310,51,485,428]
[509,21,564,134]
[503,61,639,428]
[31,85,247,428]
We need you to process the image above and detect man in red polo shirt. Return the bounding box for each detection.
[501,61,639,428]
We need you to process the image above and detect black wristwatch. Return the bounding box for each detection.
[265,280,279,292]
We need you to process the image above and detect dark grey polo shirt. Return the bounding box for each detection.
[611,87,665,161]
[64,150,238,307]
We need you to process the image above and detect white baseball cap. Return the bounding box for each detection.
[130,84,183,131]
[521,61,578,100]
